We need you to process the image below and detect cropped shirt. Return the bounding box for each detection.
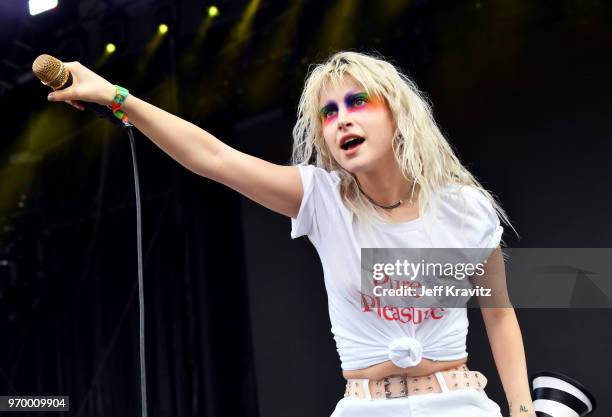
[290,165,503,370]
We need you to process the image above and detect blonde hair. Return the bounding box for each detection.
[291,51,514,236]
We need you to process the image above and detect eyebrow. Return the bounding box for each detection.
[319,90,368,115]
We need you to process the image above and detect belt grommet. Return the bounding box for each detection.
[466,382,470,387]
[427,376,431,380]
[452,373,457,378]
[412,378,418,382]
[428,386,433,391]
[399,379,405,385]
[385,390,391,395]
[454,383,458,388]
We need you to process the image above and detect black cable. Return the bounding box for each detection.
[127,126,147,417]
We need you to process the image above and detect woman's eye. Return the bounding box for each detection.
[352,95,368,107]
[322,108,337,118]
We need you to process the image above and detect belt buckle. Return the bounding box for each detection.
[384,376,408,399]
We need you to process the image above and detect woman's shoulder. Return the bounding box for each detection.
[433,182,503,249]
[433,182,497,219]
[297,164,342,186]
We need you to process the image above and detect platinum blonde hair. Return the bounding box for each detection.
[291,51,513,235]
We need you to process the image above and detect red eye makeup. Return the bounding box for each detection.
[320,103,338,123]
[320,91,381,126]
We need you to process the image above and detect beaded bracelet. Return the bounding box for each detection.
[111,85,130,123]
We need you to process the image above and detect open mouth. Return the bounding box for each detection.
[341,137,365,151]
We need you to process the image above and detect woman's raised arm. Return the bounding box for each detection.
[47,61,303,219]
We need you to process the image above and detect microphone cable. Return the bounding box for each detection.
[126,125,148,417]
[72,124,147,417]
[32,54,149,417]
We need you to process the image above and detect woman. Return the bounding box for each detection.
[47,51,534,417]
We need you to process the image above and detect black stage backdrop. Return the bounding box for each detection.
[0,1,610,417]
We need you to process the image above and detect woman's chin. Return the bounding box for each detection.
[339,160,366,175]
[340,157,382,176]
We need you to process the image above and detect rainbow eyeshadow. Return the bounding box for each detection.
[320,91,382,126]
[319,103,338,125]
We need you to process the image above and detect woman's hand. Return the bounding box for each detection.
[46,62,116,110]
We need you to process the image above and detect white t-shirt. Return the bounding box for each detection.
[290,165,503,371]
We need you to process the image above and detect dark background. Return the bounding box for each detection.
[0,0,610,416]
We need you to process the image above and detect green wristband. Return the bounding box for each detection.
[111,85,130,122]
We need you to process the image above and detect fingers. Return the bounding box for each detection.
[48,62,81,102]
[63,61,80,69]
[67,100,85,111]
[48,86,76,102]
[63,62,80,81]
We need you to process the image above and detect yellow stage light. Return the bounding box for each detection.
[105,43,116,54]
[208,6,219,17]
[158,23,169,35]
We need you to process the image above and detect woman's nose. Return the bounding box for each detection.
[336,107,353,129]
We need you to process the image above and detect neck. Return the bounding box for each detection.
[355,164,416,208]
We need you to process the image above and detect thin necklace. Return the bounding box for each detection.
[357,180,418,210]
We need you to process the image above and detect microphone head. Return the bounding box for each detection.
[32,54,69,90]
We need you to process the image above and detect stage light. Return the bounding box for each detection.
[225,0,259,56]
[244,0,304,110]
[98,13,128,64]
[208,6,219,17]
[135,25,167,80]
[28,0,58,16]
[179,11,214,73]
[308,0,360,58]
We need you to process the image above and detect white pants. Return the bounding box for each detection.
[330,387,503,417]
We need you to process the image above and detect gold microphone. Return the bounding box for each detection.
[32,54,126,127]
[32,54,71,90]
